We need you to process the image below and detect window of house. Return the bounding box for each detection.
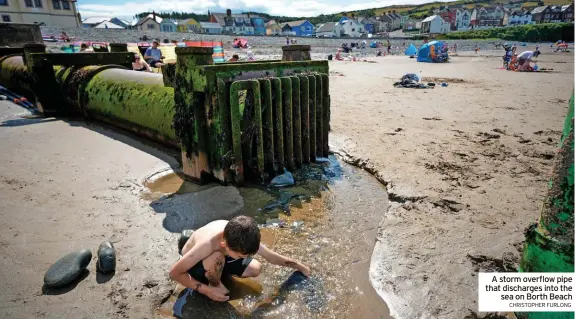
[147,24,155,29]
[33,0,42,7]
[2,14,10,22]
[25,0,33,7]
[351,28,355,31]
[52,0,59,9]
[62,0,69,9]
[0,0,7,6]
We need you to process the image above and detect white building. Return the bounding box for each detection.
[421,15,450,34]
[455,9,471,30]
[1,0,80,26]
[505,10,533,25]
[315,22,342,37]
[339,18,365,37]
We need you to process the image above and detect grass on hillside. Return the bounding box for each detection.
[359,0,571,19]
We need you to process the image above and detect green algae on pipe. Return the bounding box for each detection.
[289,76,302,168]
[229,80,263,184]
[298,75,310,164]
[314,74,323,159]
[83,69,177,147]
[308,75,316,162]
[321,74,330,157]
[259,79,275,175]
[56,65,128,114]
[214,79,232,183]
[281,77,294,171]
[271,78,284,173]
[0,55,34,98]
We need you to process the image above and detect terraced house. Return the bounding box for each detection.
[0,0,80,26]
[283,19,314,36]
[503,9,532,26]
[210,9,263,35]
[531,5,573,24]
[470,6,505,29]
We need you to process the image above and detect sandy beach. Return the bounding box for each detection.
[327,48,574,318]
[0,43,572,319]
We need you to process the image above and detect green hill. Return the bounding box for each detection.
[347,0,569,20]
[136,0,571,27]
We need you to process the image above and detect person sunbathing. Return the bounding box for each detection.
[132,55,152,72]
[335,48,344,61]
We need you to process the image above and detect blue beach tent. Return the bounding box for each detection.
[417,41,449,63]
[405,44,417,56]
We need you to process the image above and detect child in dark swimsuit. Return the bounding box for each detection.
[132,55,151,72]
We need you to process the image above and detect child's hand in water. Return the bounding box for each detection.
[201,285,230,302]
[296,262,312,277]
[212,282,230,295]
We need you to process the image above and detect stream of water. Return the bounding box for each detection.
[145,156,391,319]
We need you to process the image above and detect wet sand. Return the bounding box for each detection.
[0,45,572,319]
[0,102,179,318]
[327,49,574,318]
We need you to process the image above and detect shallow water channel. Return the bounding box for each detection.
[145,156,391,319]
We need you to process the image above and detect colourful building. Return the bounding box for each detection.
[251,16,266,35]
[177,18,200,33]
[284,20,314,36]
[160,19,177,32]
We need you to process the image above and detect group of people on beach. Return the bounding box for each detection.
[503,44,541,71]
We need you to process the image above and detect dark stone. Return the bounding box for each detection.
[178,229,195,255]
[97,241,116,274]
[44,249,92,288]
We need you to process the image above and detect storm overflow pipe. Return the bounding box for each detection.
[0,44,329,185]
[0,44,177,148]
[53,65,177,147]
[0,55,34,98]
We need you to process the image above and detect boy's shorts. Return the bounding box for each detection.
[186,256,253,285]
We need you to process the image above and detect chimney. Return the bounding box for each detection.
[247,13,251,19]
[152,11,156,22]
[226,9,231,17]
[392,9,396,14]
[208,10,211,16]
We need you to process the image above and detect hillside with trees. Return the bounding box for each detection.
[135,0,569,24]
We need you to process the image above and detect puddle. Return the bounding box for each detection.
[142,170,216,201]
[150,156,391,319]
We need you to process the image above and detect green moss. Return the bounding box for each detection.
[520,225,574,272]
[84,76,176,144]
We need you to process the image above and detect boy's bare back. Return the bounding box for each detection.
[180,220,228,256]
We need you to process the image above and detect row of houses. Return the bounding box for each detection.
[80,10,315,36]
[81,13,225,34]
[421,3,574,34]
[80,3,574,36]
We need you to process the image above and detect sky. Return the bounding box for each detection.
[77,0,447,20]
